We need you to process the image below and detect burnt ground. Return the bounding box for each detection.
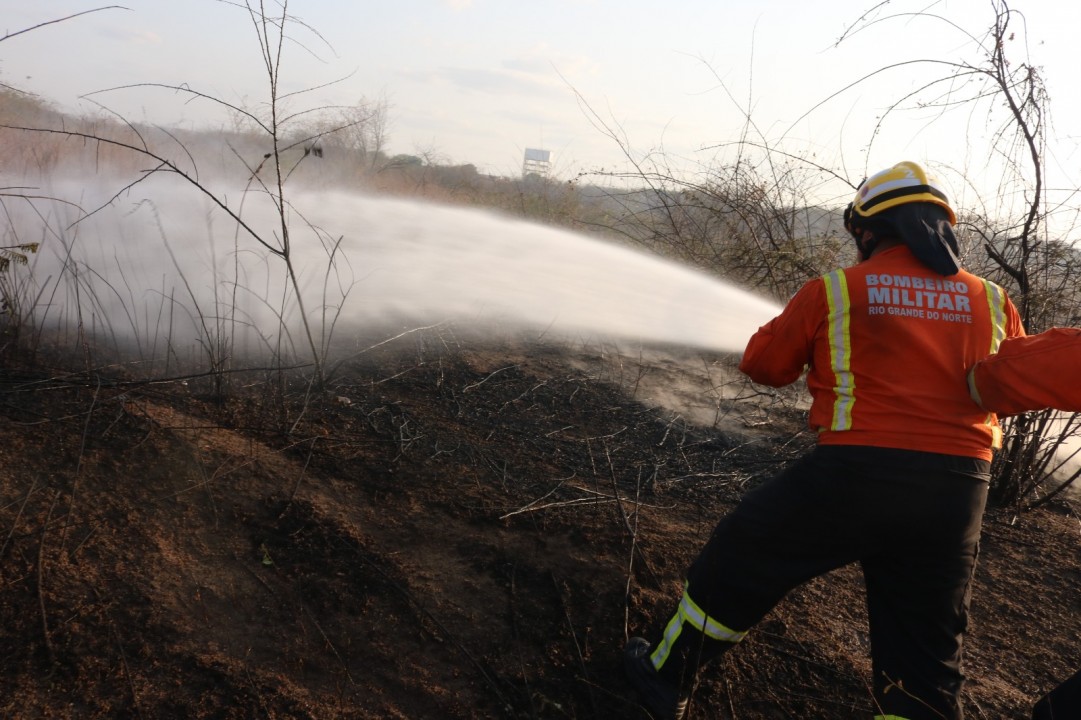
[0,330,1078,719]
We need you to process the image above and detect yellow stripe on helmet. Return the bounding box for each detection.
[850,161,957,225]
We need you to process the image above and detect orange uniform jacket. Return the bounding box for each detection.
[740,245,1025,461]
[968,328,1081,416]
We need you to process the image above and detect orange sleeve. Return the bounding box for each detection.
[739,279,824,387]
[969,328,1081,415]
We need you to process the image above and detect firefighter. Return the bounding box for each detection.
[966,328,1081,720]
[623,161,1026,720]
[968,327,1081,415]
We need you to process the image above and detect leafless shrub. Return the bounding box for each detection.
[577,0,1081,507]
[0,2,385,412]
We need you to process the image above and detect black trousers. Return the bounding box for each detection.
[655,444,989,720]
[1032,668,1081,719]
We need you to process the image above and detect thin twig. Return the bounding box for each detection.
[1,476,37,559]
[605,441,636,538]
[238,558,357,687]
[37,490,60,669]
[61,376,101,553]
[550,570,598,716]
[623,468,643,640]
[0,6,125,43]
[462,365,518,393]
[91,586,145,720]
[281,436,318,516]
[507,564,539,720]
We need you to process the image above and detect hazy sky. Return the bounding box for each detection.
[3,1,1080,205]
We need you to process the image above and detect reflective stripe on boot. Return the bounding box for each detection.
[650,586,746,680]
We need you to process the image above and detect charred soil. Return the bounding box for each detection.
[1,333,1078,719]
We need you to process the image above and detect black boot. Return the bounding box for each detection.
[623,637,689,720]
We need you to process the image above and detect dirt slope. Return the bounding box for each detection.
[1,333,1078,719]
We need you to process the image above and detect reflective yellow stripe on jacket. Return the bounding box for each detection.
[981,279,1010,448]
[823,269,855,431]
[982,280,1008,354]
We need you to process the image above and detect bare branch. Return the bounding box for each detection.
[0,6,127,44]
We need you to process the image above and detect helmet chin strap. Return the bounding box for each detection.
[845,202,878,261]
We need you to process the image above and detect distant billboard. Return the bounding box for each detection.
[524,148,551,163]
